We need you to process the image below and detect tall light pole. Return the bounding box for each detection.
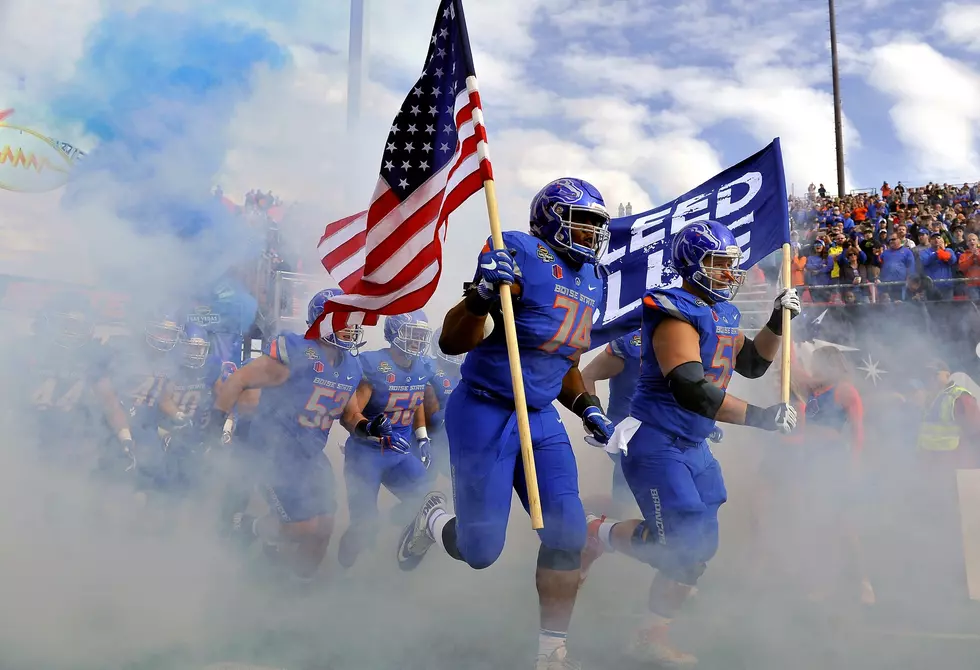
[347,0,369,131]
[829,0,846,198]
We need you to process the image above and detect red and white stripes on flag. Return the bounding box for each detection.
[306,0,491,340]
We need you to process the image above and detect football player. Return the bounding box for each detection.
[789,346,873,605]
[580,220,800,666]
[581,328,642,516]
[396,177,616,670]
[423,326,463,483]
[337,310,438,568]
[93,313,184,489]
[210,288,363,581]
[18,293,102,470]
[158,322,222,494]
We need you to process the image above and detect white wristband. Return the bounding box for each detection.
[415,426,428,441]
[117,428,132,443]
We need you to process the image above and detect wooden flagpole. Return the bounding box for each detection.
[482,179,544,529]
[780,242,793,404]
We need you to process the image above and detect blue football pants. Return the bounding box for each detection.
[445,382,587,569]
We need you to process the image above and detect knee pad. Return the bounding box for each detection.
[630,520,707,585]
[537,544,582,572]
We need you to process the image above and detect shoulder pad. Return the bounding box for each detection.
[266,334,292,366]
[609,337,627,359]
[642,288,709,326]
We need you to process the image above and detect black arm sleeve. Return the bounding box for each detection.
[733,337,773,379]
[665,361,726,419]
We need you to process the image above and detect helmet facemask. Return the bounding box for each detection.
[394,322,433,357]
[690,246,746,302]
[437,349,465,366]
[146,320,183,352]
[179,335,210,368]
[43,311,93,349]
[324,324,365,353]
[550,206,611,265]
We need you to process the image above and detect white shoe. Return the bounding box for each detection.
[396,491,446,571]
[630,629,698,667]
[535,645,582,669]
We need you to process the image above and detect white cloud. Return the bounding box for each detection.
[866,40,980,180]
[558,52,857,196]
[937,2,980,52]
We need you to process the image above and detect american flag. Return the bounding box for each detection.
[307,0,491,340]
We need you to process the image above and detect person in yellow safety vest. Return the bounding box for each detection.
[916,358,980,468]
[909,358,980,607]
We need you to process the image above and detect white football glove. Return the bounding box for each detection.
[773,403,798,434]
[774,287,801,318]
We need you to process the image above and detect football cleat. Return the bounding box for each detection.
[396,490,446,571]
[630,627,698,667]
[535,645,582,670]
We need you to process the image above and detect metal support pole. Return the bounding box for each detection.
[829,0,846,198]
[347,0,369,131]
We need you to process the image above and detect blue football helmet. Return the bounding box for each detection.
[670,220,746,302]
[530,177,611,266]
[384,310,432,357]
[37,292,93,349]
[307,288,364,352]
[431,327,464,366]
[145,314,184,352]
[178,322,210,368]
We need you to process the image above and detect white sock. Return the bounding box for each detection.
[598,521,617,552]
[253,514,279,542]
[538,629,567,658]
[427,509,452,549]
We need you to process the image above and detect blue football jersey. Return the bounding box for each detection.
[22,339,101,446]
[461,231,603,410]
[805,385,849,433]
[98,337,179,440]
[606,328,642,425]
[631,287,741,442]
[431,362,462,411]
[184,277,259,368]
[346,349,434,449]
[165,358,223,440]
[250,333,362,459]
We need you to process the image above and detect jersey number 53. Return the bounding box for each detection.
[299,387,351,431]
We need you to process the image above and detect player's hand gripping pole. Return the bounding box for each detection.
[482,179,544,530]
[779,242,793,405]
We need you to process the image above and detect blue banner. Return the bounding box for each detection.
[591,138,791,347]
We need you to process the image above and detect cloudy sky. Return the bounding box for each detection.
[0,0,978,303]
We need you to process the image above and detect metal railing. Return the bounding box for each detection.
[736,277,979,309]
[267,270,332,341]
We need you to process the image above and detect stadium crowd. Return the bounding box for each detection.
[788,181,980,304]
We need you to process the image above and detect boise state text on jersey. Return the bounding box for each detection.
[461,231,602,410]
[346,349,434,449]
[606,329,642,425]
[631,287,741,442]
[249,333,361,459]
